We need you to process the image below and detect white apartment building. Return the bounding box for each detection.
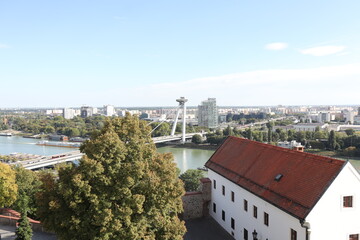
[205,136,360,240]
[104,105,116,117]
[63,108,75,119]
[198,98,218,129]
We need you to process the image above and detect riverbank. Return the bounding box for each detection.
[305,149,360,160]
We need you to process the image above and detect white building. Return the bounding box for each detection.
[277,140,304,151]
[293,123,328,132]
[344,111,356,124]
[317,112,331,123]
[63,108,75,119]
[205,136,360,240]
[198,98,218,129]
[104,105,116,117]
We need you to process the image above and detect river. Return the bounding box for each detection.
[2,136,360,173]
[0,136,214,172]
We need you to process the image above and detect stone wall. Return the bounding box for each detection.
[182,177,212,220]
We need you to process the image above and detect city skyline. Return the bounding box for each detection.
[1,1,360,107]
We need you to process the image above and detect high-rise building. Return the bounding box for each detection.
[80,106,93,118]
[104,105,115,116]
[63,108,75,119]
[198,98,218,128]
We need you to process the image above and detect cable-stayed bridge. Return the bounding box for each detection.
[8,96,200,170]
[11,132,203,170]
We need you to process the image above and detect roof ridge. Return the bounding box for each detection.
[228,136,344,166]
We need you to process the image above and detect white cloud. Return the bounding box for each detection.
[300,45,345,56]
[0,43,10,49]
[98,63,360,106]
[265,42,288,50]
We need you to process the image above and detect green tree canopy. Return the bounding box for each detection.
[12,167,41,219]
[191,134,203,144]
[179,169,205,192]
[15,209,33,240]
[0,162,18,207]
[345,128,355,136]
[36,114,186,240]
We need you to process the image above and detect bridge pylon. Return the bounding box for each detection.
[171,97,188,143]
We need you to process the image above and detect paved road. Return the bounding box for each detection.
[184,217,234,240]
[0,224,57,240]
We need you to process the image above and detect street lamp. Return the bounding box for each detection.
[252,230,258,240]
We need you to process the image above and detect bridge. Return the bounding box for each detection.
[11,132,204,170]
[9,97,202,170]
[9,150,83,170]
[152,133,201,143]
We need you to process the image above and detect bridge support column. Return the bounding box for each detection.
[182,99,186,143]
[171,97,188,144]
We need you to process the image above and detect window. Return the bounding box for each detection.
[244,228,248,240]
[291,229,297,240]
[231,218,235,230]
[244,199,248,211]
[344,196,353,208]
[222,185,225,196]
[231,191,235,202]
[264,212,269,226]
[213,203,216,213]
[213,180,216,189]
[253,205,257,218]
[222,210,225,221]
[350,234,359,240]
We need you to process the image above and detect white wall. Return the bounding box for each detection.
[306,162,360,240]
[208,170,306,240]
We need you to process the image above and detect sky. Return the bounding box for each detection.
[1,0,360,108]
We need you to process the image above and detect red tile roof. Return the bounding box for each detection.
[205,136,346,220]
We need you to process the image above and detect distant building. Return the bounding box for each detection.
[354,116,360,124]
[80,106,93,118]
[198,98,218,128]
[49,134,68,141]
[344,110,356,124]
[293,123,328,132]
[277,140,304,152]
[317,112,331,123]
[63,108,75,119]
[104,105,115,117]
[45,109,63,116]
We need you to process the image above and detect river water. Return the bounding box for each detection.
[2,136,360,173]
[0,136,214,172]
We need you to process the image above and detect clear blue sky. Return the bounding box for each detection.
[1,0,360,107]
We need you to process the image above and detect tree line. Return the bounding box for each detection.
[200,124,360,157]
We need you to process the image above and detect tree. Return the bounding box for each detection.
[12,167,41,219]
[191,134,203,144]
[328,130,338,150]
[15,208,33,240]
[36,114,186,240]
[223,125,233,136]
[0,162,18,207]
[246,128,253,140]
[179,169,205,192]
[345,128,355,136]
